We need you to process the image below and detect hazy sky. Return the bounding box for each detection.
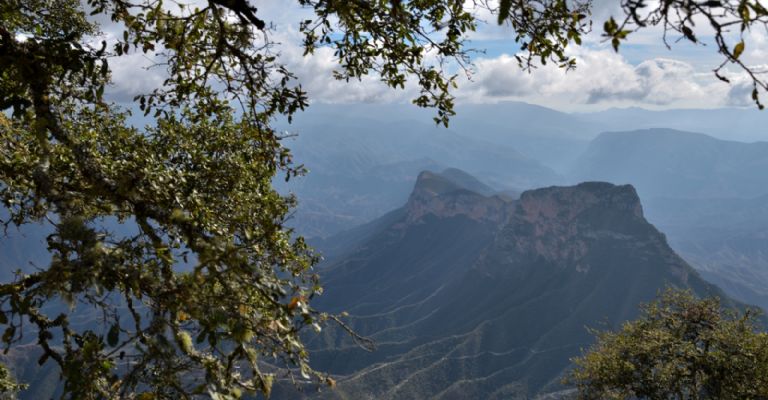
[101,0,768,112]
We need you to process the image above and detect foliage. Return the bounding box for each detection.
[1,0,767,399]
[0,363,24,400]
[299,0,475,126]
[298,0,594,125]
[1,0,320,398]
[569,288,768,399]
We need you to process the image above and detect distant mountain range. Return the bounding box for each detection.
[287,102,768,173]
[578,106,768,143]
[571,128,768,199]
[273,169,734,399]
[278,103,768,239]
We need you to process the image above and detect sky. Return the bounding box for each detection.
[100,0,768,112]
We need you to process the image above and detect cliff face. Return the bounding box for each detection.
[405,176,662,274]
[516,182,644,223]
[498,182,649,272]
[279,170,732,400]
[475,180,694,286]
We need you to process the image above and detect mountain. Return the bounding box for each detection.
[579,107,768,143]
[307,169,508,260]
[276,116,557,237]
[292,102,598,173]
[282,157,445,238]
[447,102,596,173]
[274,170,732,399]
[283,116,561,189]
[286,103,768,178]
[436,167,497,197]
[571,128,768,199]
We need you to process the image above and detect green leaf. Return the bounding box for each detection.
[177,330,194,354]
[742,4,751,21]
[260,374,274,397]
[734,41,745,59]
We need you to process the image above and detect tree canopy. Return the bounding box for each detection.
[569,289,768,399]
[1,0,768,399]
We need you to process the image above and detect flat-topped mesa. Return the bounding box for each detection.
[501,182,656,272]
[517,181,645,224]
[405,170,508,224]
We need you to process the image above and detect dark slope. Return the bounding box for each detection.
[276,173,730,399]
[434,168,496,197]
[571,128,768,198]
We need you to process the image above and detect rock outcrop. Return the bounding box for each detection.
[405,171,508,224]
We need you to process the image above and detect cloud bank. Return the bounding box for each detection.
[455,50,750,110]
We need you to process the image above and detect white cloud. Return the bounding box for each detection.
[453,48,744,110]
[107,52,166,102]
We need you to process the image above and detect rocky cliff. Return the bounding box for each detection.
[404,171,508,224]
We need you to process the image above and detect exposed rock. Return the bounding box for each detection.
[503,182,645,272]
